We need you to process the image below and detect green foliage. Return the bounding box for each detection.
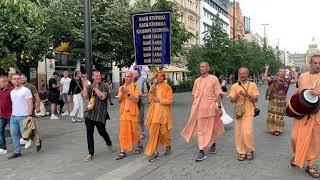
[0,0,48,72]
[152,0,193,56]
[177,79,193,89]
[187,14,282,79]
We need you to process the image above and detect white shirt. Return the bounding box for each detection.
[60,77,72,94]
[10,86,32,116]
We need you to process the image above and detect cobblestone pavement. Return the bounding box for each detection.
[0,85,316,180]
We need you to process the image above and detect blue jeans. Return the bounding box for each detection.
[10,116,26,154]
[0,118,9,150]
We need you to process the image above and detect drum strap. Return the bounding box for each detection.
[312,73,320,89]
[239,82,257,109]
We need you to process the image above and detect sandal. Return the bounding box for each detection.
[134,145,143,154]
[116,152,127,160]
[238,154,246,161]
[305,166,320,178]
[246,151,254,160]
[290,157,296,167]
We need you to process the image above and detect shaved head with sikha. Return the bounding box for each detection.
[200,62,210,76]
[238,67,249,82]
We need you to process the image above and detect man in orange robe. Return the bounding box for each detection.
[181,62,224,162]
[116,71,143,160]
[291,54,320,178]
[145,70,173,162]
[229,67,259,161]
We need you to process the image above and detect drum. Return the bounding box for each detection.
[285,89,320,118]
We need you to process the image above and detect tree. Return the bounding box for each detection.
[187,13,282,79]
[0,0,48,73]
[152,0,193,56]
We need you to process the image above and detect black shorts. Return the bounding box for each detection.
[48,92,60,104]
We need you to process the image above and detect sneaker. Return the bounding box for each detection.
[83,154,94,161]
[0,149,7,155]
[71,117,76,123]
[164,146,172,156]
[107,145,114,153]
[20,138,26,145]
[148,153,159,162]
[209,143,216,154]
[76,118,82,122]
[50,114,59,120]
[36,139,42,152]
[8,153,21,160]
[25,140,32,149]
[195,150,207,162]
[62,111,69,116]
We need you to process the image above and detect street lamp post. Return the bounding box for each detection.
[84,0,92,80]
[261,23,269,47]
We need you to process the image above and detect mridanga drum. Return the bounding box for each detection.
[285,89,320,118]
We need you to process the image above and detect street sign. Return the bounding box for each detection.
[132,11,171,65]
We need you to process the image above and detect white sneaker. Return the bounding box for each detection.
[20,138,26,145]
[76,118,82,122]
[25,140,32,149]
[71,117,76,123]
[50,114,59,120]
[0,149,7,155]
[62,111,69,116]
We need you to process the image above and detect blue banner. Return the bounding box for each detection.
[132,11,171,65]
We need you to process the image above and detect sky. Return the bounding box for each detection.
[238,0,320,53]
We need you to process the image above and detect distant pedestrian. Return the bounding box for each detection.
[60,71,72,116]
[106,79,114,106]
[8,74,33,160]
[48,72,60,120]
[0,76,14,155]
[263,65,297,136]
[69,71,84,123]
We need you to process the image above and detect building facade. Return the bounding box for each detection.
[199,0,230,44]
[229,1,244,40]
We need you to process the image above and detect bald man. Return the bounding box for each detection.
[182,62,224,162]
[116,71,142,160]
[229,67,259,161]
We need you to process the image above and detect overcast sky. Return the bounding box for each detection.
[238,0,320,53]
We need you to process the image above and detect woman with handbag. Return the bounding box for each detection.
[229,67,259,161]
[68,71,84,123]
[263,65,298,136]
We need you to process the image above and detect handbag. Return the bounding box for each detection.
[233,83,247,118]
[238,82,261,117]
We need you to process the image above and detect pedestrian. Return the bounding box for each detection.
[68,71,84,123]
[229,67,259,161]
[8,73,34,159]
[82,70,113,161]
[20,74,41,114]
[60,71,72,116]
[20,74,42,148]
[48,72,61,120]
[132,70,149,139]
[263,65,297,136]
[0,76,14,155]
[290,54,320,178]
[106,79,114,105]
[144,70,173,162]
[116,71,142,160]
[181,62,224,162]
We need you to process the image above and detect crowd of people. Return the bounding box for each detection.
[0,54,320,178]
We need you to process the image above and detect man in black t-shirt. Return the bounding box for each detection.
[48,72,61,120]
